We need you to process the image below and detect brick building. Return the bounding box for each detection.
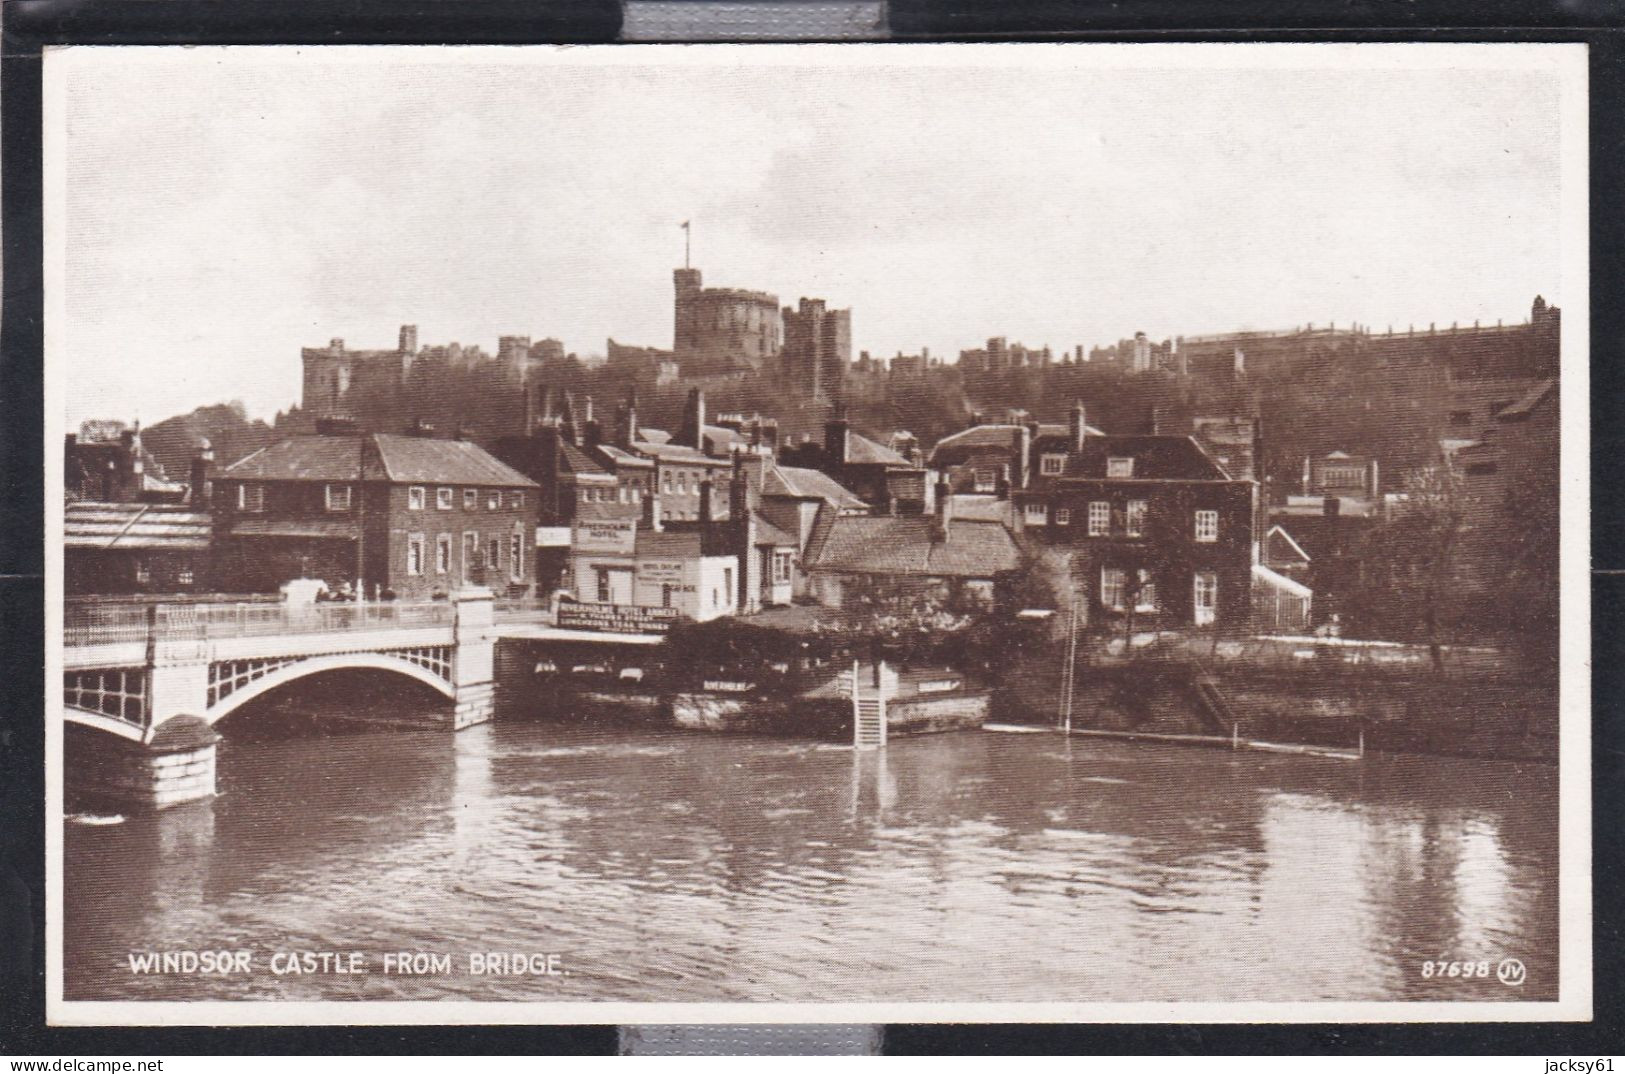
[214,424,538,600]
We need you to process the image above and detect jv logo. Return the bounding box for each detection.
[1496,958,1526,987]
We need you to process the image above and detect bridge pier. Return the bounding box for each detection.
[66,717,219,812]
[451,587,496,730]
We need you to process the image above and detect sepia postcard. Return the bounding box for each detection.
[41,42,1591,1025]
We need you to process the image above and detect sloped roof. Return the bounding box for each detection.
[558,442,609,475]
[1496,377,1556,419]
[1060,435,1230,481]
[805,516,1020,578]
[843,431,913,467]
[225,434,538,487]
[761,463,867,510]
[945,495,1013,523]
[632,439,730,466]
[931,421,1103,465]
[752,512,799,548]
[1265,525,1311,566]
[64,502,212,550]
[596,444,655,469]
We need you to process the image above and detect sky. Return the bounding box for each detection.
[52,45,1573,428]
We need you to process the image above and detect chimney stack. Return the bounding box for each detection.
[825,403,850,467]
[189,439,214,507]
[1069,401,1089,454]
[698,477,714,525]
[644,491,664,533]
[621,388,639,449]
[932,475,953,543]
[678,387,706,450]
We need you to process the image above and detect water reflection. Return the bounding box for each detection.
[64,718,1558,1003]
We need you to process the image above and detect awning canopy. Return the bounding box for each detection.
[1252,562,1312,599]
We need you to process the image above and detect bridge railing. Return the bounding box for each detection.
[492,599,556,625]
[64,600,456,647]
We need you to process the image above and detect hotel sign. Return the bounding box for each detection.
[557,602,680,635]
[572,518,637,554]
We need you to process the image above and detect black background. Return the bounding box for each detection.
[2,0,1619,1056]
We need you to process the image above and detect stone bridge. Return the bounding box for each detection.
[63,589,552,809]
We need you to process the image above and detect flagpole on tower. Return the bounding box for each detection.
[681,220,690,269]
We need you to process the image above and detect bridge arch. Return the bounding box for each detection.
[204,651,456,725]
[64,706,149,744]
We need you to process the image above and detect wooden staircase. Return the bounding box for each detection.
[1190,667,1236,736]
[851,661,888,750]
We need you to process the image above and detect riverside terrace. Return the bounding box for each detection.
[59,589,658,811]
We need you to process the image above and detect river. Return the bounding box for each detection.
[63,713,1559,1004]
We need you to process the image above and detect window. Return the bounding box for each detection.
[1023,503,1048,525]
[662,470,673,494]
[511,492,525,509]
[596,568,612,603]
[1088,501,1110,536]
[408,486,425,510]
[133,559,150,585]
[325,483,352,512]
[1126,499,1148,537]
[677,472,689,494]
[1194,571,1218,626]
[488,491,501,510]
[723,566,734,598]
[1134,569,1157,612]
[618,485,628,504]
[661,584,675,608]
[1041,454,1066,476]
[973,469,996,493]
[436,533,451,574]
[407,534,425,575]
[773,550,793,583]
[1106,456,1135,478]
[463,532,478,578]
[509,533,523,581]
[489,536,502,573]
[1055,508,1071,526]
[463,489,478,510]
[436,487,453,510]
[1195,509,1219,543]
[178,567,194,586]
[238,483,265,513]
[1101,567,1126,611]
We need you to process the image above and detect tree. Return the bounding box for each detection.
[1355,464,1470,663]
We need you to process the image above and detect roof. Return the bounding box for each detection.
[945,495,1013,523]
[1057,435,1231,481]
[596,444,655,469]
[843,431,913,467]
[761,463,867,510]
[574,502,640,522]
[632,439,731,466]
[64,502,212,551]
[752,512,798,548]
[558,442,609,475]
[225,434,538,488]
[805,515,1021,578]
[1496,377,1557,419]
[638,428,671,444]
[1253,563,1313,599]
[229,518,358,540]
[930,421,1102,464]
[1265,525,1311,565]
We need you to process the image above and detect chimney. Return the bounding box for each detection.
[678,387,706,450]
[1011,424,1031,491]
[621,388,639,449]
[189,439,214,507]
[558,392,578,446]
[582,396,594,425]
[583,418,602,451]
[825,403,849,467]
[1069,401,1088,454]
[316,416,359,437]
[523,385,536,434]
[970,411,983,428]
[403,418,436,438]
[644,491,663,533]
[398,324,418,355]
[698,477,714,524]
[932,475,952,543]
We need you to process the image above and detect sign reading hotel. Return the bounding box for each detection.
[572,518,637,554]
[557,602,680,635]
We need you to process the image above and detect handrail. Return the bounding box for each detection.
[64,600,455,646]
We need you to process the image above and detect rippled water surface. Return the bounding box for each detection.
[64,718,1559,1002]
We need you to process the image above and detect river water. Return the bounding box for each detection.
[64,714,1559,1004]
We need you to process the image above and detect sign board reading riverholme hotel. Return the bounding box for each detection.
[572,518,637,555]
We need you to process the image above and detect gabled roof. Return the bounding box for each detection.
[225,434,538,487]
[596,444,655,470]
[632,439,731,466]
[1265,524,1311,566]
[761,463,867,510]
[805,516,1021,578]
[64,502,212,550]
[931,421,1103,464]
[558,442,609,476]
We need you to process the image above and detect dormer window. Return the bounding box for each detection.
[324,484,352,512]
[1107,457,1135,478]
[1040,454,1066,476]
[238,483,265,513]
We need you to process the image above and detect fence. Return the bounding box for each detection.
[64,599,455,647]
